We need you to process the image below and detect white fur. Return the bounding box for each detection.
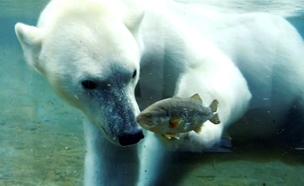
[15,0,304,185]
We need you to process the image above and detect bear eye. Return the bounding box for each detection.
[81,80,97,90]
[132,70,137,78]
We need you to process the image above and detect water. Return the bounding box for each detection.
[0,0,304,185]
[1,1,84,185]
[177,0,304,17]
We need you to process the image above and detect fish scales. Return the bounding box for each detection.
[165,98,210,128]
[136,94,220,138]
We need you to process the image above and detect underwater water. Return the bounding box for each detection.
[0,0,304,185]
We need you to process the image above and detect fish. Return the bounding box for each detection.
[136,93,220,139]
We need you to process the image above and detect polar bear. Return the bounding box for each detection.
[15,0,304,185]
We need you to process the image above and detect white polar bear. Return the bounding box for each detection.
[15,0,304,185]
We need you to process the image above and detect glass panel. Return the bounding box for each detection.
[1,0,304,185]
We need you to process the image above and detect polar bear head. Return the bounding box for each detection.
[15,0,145,146]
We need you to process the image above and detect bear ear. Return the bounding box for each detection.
[123,8,145,35]
[15,22,44,73]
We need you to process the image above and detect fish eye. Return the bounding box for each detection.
[132,70,137,78]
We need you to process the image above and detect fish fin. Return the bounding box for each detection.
[193,126,202,133]
[209,113,220,124]
[190,93,202,103]
[169,118,181,128]
[209,99,219,112]
[164,133,179,140]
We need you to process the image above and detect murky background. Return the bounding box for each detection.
[0,0,304,185]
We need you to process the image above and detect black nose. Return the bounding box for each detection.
[118,130,144,146]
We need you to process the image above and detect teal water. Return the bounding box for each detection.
[0,1,85,185]
[1,1,304,185]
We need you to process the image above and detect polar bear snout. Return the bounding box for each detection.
[95,85,144,146]
[118,130,144,146]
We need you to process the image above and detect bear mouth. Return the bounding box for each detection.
[85,86,144,146]
[99,122,144,146]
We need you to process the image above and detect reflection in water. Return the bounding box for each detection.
[176,0,304,17]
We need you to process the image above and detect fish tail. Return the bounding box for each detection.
[209,113,220,124]
[209,99,219,112]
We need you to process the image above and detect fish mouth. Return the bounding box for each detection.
[136,116,163,133]
[136,116,152,129]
